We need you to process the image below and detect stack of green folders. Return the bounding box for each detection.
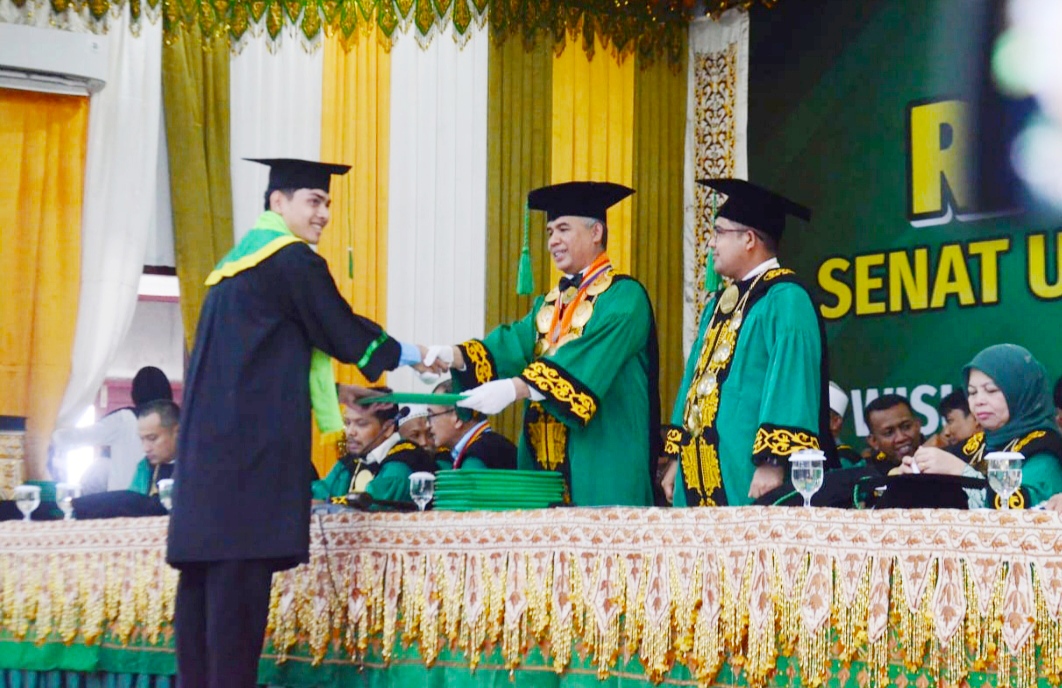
[433,469,566,512]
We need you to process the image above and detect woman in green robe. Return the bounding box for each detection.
[899,343,1062,508]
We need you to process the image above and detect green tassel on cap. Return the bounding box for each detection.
[705,192,720,292]
[516,204,534,296]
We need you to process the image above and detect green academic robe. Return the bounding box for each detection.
[128,459,174,496]
[668,269,829,507]
[311,440,434,506]
[958,430,1062,508]
[452,272,659,507]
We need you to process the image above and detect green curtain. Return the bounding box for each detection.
[162,27,234,351]
[484,34,553,444]
[631,47,688,415]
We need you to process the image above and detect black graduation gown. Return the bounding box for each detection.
[167,243,400,570]
[460,431,518,470]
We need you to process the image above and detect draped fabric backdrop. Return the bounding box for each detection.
[162,27,235,351]
[57,6,164,430]
[384,25,489,395]
[484,36,554,444]
[0,90,88,478]
[315,30,391,476]
[550,37,634,277]
[631,49,689,411]
[683,11,749,355]
[229,34,324,242]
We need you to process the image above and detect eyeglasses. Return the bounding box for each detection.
[426,409,456,422]
[709,226,751,240]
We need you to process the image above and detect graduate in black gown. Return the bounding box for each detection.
[166,159,440,688]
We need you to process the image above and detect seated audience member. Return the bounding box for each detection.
[397,406,435,452]
[898,344,1062,509]
[829,381,863,468]
[129,400,179,496]
[53,366,173,494]
[938,389,981,446]
[864,394,923,474]
[1055,376,1062,431]
[427,380,517,471]
[311,392,434,506]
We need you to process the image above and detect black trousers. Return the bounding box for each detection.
[174,559,276,688]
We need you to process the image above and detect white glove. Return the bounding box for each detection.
[456,379,518,415]
[423,345,455,369]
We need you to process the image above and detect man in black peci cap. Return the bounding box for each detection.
[167,158,442,688]
[423,181,661,507]
[662,179,835,507]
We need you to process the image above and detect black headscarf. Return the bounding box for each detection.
[131,366,173,407]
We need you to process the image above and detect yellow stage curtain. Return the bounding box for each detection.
[632,52,688,411]
[314,31,391,477]
[162,27,234,352]
[484,36,554,444]
[550,37,634,275]
[0,89,88,479]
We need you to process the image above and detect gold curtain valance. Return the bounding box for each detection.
[4,0,773,65]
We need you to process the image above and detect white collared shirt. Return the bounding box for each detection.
[363,432,403,465]
[742,257,780,282]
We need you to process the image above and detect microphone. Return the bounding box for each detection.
[348,490,418,512]
[344,406,410,465]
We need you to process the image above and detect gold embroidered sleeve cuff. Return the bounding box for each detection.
[454,340,498,388]
[663,425,687,462]
[520,360,599,427]
[751,424,820,467]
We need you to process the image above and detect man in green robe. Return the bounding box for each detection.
[312,398,435,507]
[662,179,834,507]
[425,182,660,506]
[128,400,178,496]
[829,381,864,469]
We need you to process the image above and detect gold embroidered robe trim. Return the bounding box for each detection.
[520,360,599,426]
[458,340,498,385]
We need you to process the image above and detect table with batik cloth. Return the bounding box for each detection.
[2,509,1062,688]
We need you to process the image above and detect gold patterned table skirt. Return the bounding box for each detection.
[2,507,1062,687]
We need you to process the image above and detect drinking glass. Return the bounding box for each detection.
[13,484,41,522]
[790,449,825,508]
[56,482,80,520]
[985,451,1024,510]
[408,472,436,511]
[157,478,175,512]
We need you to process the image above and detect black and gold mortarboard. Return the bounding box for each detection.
[246,158,351,194]
[526,181,635,223]
[696,178,811,242]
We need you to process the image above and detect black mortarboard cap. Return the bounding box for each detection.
[246,158,351,194]
[696,178,811,242]
[527,181,635,223]
[874,473,985,509]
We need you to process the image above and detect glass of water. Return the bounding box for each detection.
[985,451,1024,510]
[157,478,175,512]
[56,482,80,520]
[790,449,826,508]
[408,472,436,511]
[13,484,41,522]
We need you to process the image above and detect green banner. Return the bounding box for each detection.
[749,0,1062,441]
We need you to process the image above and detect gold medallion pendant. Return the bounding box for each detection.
[545,287,560,304]
[718,284,739,314]
[585,271,614,296]
[536,305,555,334]
[569,301,593,329]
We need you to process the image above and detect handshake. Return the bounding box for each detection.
[408,344,531,415]
[412,344,460,378]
